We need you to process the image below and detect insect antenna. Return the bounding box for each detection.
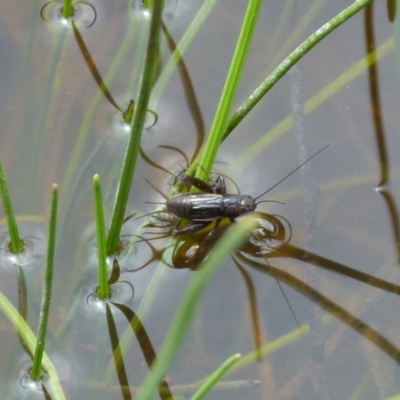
[140,144,189,179]
[254,144,329,203]
[133,209,167,221]
[273,273,304,337]
[158,145,190,167]
[123,208,169,224]
[256,199,286,206]
[213,172,241,195]
[143,177,169,200]
[140,147,172,176]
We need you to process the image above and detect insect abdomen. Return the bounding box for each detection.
[167,193,225,220]
[166,193,243,220]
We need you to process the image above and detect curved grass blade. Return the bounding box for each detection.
[60,22,140,199]
[106,0,164,255]
[108,258,121,285]
[111,302,174,399]
[191,353,242,400]
[230,256,400,372]
[161,22,205,162]
[0,158,23,254]
[237,37,394,167]
[266,0,327,76]
[135,215,258,400]
[150,0,219,105]
[223,0,374,140]
[72,21,122,111]
[30,184,58,380]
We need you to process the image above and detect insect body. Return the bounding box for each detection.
[147,145,328,235]
[167,192,255,227]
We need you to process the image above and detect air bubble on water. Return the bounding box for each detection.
[0,225,46,270]
[86,291,107,310]
[19,367,49,390]
[111,111,131,139]
[40,1,97,30]
[85,279,134,310]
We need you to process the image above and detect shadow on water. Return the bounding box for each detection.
[365,3,400,262]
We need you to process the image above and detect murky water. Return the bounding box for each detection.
[0,0,400,399]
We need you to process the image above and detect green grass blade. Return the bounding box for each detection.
[385,393,400,400]
[237,37,394,167]
[195,0,263,182]
[93,175,110,300]
[223,0,374,140]
[191,353,242,400]
[62,0,74,18]
[135,215,258,400]
[266,0,326,76]
[30,185,58,380]
[0,158,23,254]
[0,289,66,399]
[106,0,164,255]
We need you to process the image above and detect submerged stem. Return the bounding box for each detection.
[93,175,110,300]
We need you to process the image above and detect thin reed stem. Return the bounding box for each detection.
[93,175,110,300]
[184,0,374,179]
[223,0,374,139]
[106,0,164,255]
[0,289,66,399]
[195,0,263,182]
[62,0,74,18]
[30,185,58,380]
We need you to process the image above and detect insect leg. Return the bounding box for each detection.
[211,175,227,194]
[178,173,215,193]
[172,220,213,235]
